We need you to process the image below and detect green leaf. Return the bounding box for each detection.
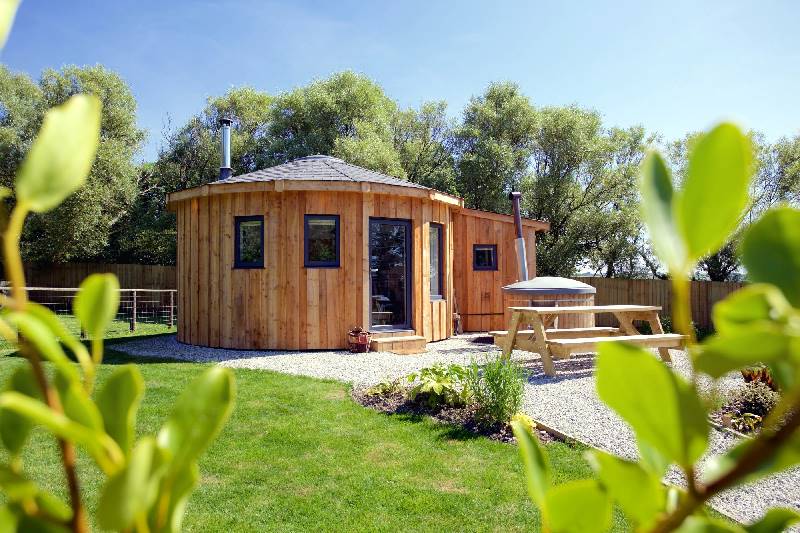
[53,371,103,430]
[97,365,144,456]
[157,367,235,471]
[744,508,800,533]
[544,479,611,533]
[3,312,80,384]
[98,437,158,531]
[151,462,199,533]
[637,438,670,478]
[675,516,745,533]
[34,491,72,523]
[596,342,708,466]
[677,123,753,262]
[712,284,792,335]
[0,0,20,49]
[741,208,800,307]
[73,273,120,343]
[0,392,121,472]
[694,326,793,378]
[585,450,664,528]
[0,464,38,500]
[17,515,70,533]
[15,94,101,213]
[510,419,550,513]
[640,151,685,272]
[26,303,93,380]
[0,365,41,455]
[0,504,19,532]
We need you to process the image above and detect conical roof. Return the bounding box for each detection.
[213,154,429,190]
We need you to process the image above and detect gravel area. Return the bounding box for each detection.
[115,333,800,526]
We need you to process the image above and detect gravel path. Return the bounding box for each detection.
[115,333,800,526]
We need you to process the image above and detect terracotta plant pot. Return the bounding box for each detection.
[347,329,372,353]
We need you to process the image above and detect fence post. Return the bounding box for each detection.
[168,290,174,328]
[129,290,137,332]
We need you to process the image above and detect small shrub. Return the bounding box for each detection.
[406,364,471,408]
[741,365,778,391]
[467,357,526,426]
[727,412,763,434]
[729,381,780,418]
[365,379,404,397]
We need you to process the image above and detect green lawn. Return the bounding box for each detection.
[0,341,628,532]
[0,316,175,355]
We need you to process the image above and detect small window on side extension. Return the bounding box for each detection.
[473,244,497,271]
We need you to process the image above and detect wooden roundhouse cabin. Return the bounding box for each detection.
[167,121,549,353]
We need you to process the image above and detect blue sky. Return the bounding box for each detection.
[4,0,798,161]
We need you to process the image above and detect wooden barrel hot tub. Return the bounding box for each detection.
[502,277,596,329]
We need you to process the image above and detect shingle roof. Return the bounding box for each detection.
[214,155,430,190]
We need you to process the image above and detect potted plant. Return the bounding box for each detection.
[347,326,372,353]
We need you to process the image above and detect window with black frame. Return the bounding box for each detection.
[234,216,264,268]
[473,244,497,271]
[304,215,340,267]
[429,223,444,299]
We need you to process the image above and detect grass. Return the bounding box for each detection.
[0,336,630,532]
[0,315,175,355]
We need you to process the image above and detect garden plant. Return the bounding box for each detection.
[406,363,471,408]
[467,356,526,427]
[0,4,235,531]
[512,122,800,531]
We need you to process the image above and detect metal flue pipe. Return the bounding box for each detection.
[219,117,233,180]
[508,191,529,282]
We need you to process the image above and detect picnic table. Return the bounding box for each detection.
[491,305,685,377]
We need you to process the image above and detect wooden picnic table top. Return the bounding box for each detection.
[507,304,662,315]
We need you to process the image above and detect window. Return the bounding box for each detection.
[429,223,444,299]
[304,215,340,267]
[234,216,264,268]
[473,244,498,271]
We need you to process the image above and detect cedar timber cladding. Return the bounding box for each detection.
[171,188,460,350]
[169,155,548,350]
[452,208,544,333]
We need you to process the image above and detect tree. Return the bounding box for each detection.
[668,132,799,281]
[0,66,42,183]
[391,101,457,193]
[522,106,650,277]
[120,87,273,264]
[454,82,536,213]
[0,65,144,263]
[266,71,402,175]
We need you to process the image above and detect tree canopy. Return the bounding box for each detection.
[0,65,144,263]
[2,65,797,276]
[666,131,800,280]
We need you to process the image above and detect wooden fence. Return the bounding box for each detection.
[17,263,176,290]
[576,277,746,329]
[5,264,742,330]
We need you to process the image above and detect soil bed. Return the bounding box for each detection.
[352,387,557,444]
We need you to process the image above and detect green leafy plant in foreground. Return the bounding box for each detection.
[512,122,800,532]
[0,6,235,530]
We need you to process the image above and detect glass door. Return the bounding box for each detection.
[369,218,412,329]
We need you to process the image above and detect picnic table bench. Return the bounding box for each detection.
[492,305,685,376]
